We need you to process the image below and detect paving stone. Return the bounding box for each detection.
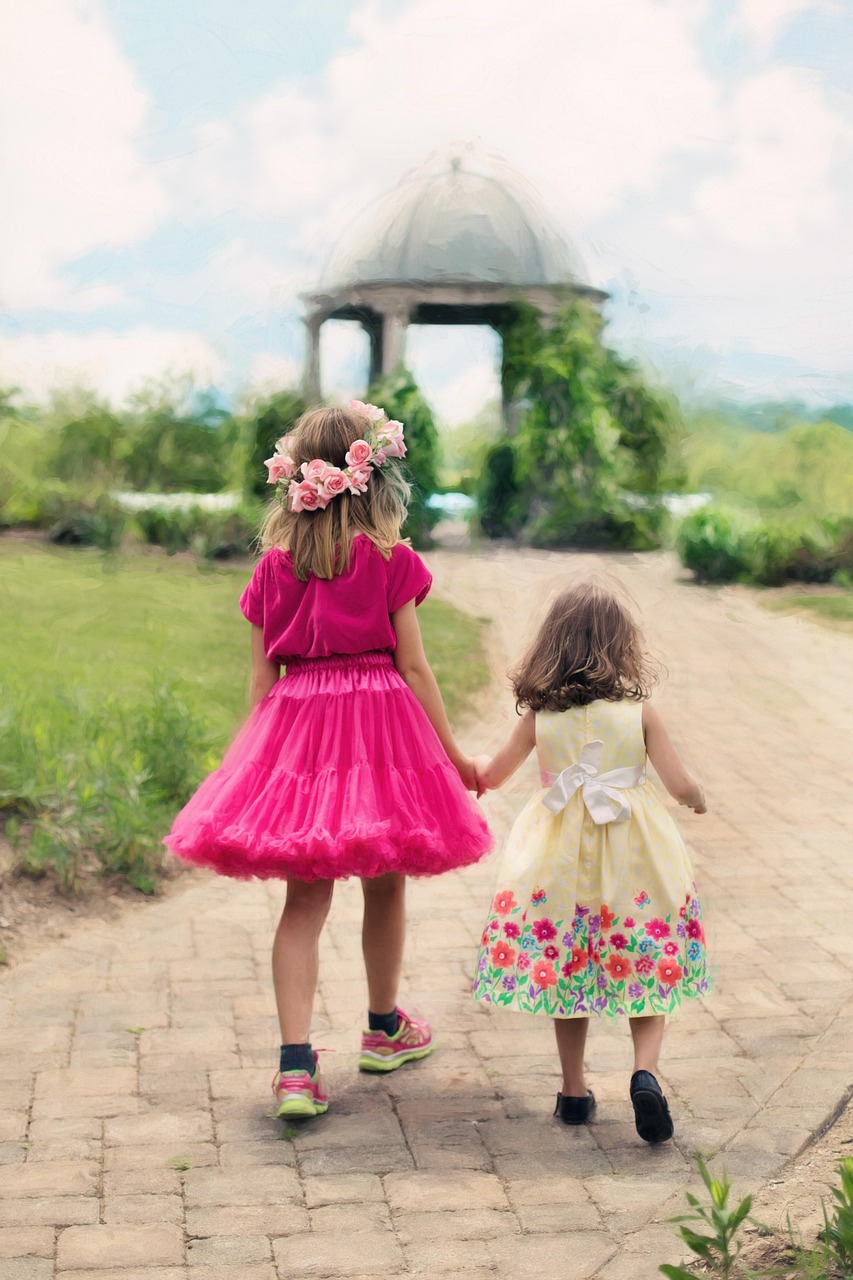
[0,1227,55,1257]
[516,1201,604,1231]
[0,1261,53,1280]
[402,1235,500,1273]
[489,1230,615,1274]
[102,1194,183,1224]
[187,1234,271,1265]
[296,1144,414,1177]
[384,1171,510,1213]
[395,1208,519,1243]
[0,1197,99,1229]
[183,1166,299,1207]
[273,1231,405,1278]
[310,1202,392,1233]
[186,1205,309,1237]
[302,1174,385,1207]
[103,1169,183,1197]
[57,1224,184,1270]
[103,1142,218,1171]
[188,1268,277,1280]
[56,1272,185,1280]
[105,1112,214,1147]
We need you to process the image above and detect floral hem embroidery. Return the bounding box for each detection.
[472,888,710,1017]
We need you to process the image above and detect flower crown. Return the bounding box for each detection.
[264,401,407,513]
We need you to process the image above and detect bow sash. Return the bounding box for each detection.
[541,739,645,824]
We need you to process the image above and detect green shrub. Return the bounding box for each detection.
[132,503,258,560]
[676,504,853,586]
[476,441,522,538]
[675,505,755,583]
[0,679,212,894]
[47,497,126,551]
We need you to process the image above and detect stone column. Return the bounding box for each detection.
[379,305,409,377]
[303,313,323,403]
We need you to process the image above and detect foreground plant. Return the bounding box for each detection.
[660,1154,754,1279]
[788,1158,853,1280]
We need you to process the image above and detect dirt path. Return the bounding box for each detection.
[1,545,852,1279]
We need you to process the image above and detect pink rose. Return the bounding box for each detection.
[345,439,373,468]
[373,446,388,465]
[348,399,385,423]
[289,479,327,512]
[264,454,293,484]
[276,434,296,454]
[301,458,327,481]
[320,467,348,499]
[346,465,372,494]
[377,420,406,458]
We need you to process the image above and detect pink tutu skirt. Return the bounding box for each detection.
[164,651,494,881]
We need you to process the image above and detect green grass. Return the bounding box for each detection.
[763,590,853,628]
[0,542,490,891]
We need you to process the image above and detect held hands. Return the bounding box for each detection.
[472,754,493,799]
[453,755,493,798]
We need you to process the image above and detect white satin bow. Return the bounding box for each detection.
[541,739,645,824]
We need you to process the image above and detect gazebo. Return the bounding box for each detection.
[302,143,606,412]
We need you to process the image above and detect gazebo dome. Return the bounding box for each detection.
[302,144,606,405]
[319,145,591,292]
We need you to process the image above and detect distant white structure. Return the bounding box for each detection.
[302,143,606,412]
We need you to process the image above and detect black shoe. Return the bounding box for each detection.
[554,1090,596,1125]
[630,1070,674,1143]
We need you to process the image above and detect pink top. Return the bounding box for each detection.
[239,535,432,662]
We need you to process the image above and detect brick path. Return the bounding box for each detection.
[2,547,853,1279]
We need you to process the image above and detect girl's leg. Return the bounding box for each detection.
[629,1014,666,1074]
[360,872,406,1014]
[272,877,335,1044]
[554,1016,591,1096]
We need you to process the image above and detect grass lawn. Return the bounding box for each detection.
[762,588,853,631]
[0,542,487,733]
[0,541,490,890]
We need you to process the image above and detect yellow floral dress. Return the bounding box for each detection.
[472,699,710,1018]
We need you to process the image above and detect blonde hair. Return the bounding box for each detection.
[511,577,661,711]
[258,406,411,580]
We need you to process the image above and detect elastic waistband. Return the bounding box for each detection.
[285,650,394,673]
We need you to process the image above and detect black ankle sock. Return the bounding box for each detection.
[368,1009,399,1037]
[280,1042,315,1074]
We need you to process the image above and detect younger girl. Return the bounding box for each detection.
[166,402,492,1118]
[472,579,708,1144]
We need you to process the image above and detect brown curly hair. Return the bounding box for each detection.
[511,578,660,712]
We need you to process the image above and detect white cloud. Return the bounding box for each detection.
[683,66,851,252]
[737,0,840,46]
[246,353,304,397]
[178,0,720,258]
[0,0,169,310]
[0,329,226,405]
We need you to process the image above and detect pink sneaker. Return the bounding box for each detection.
[271,1053,329,1118]
[358,1009,435,1073]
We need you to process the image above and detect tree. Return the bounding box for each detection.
[366,367,440,548]
[242,389,306,499]
[481,300,682,548]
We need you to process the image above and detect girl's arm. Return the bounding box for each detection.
[474,710,536,791]
[391,599,477,791]
[642,702,706,813]
[249,625,280,707]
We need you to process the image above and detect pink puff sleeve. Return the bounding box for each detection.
[387,543,432,612]
[239,553,269,625]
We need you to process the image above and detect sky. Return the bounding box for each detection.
[1,0,852,424]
